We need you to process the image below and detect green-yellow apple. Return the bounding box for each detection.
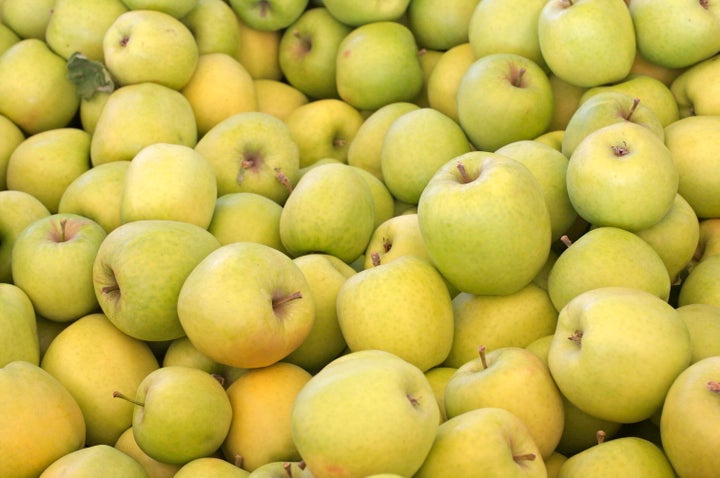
[380,107,472,205]
[0,23,20,55]
[457,53,553,151]
[496,140,577,242]
[284,253,356,373]
[194,111,299,205]
[426,43,475,123]
[629,0,720,69]
[671,54,720,117]
[346,101,419,181]
[40,444,150,478]
[122,0,197,18]
[322,0,409,26]
[408,0,480,50]
[444,346,565,459]
[278,7,351,100]
[363,213,432,268]
[0,189,50,283]
[177,242,315,369]
[93,219,221,341]
[6,127,91,213]
[547,226,672,311]
[548,74,587,132]
[678,254,720,307]
[120,143,217,228]
[279,162,375,263]
[291,349,440,478]
[538,0,635,87]
[556,435,676,478]
[534,128,565,151]
[115,427,183,478]
[697,218,720,261]
[418,151,552,296]
[254,79,309,121]
[548,286,691,423]
[247,461,312,478]
[90,82,197,166]
[424,366,456,423]
[208,192,286,253]
[45,0,128,61]
[337,255,454,372]
[181,53,257,136]
[468,0,547,69]
[58,160,130,234]
[350,165,395,230]
[11,213,106,323]
[676,303,720,364]
[0,113,24,189]
[628,48,686,87]
[234,17,282,80]
[41,312,160,446]
[413,44,442,109]
[284,98,365,168]
[414,407,546,478]
[229,0,308,31]
[335,21,424,111]
[566,121,679,231]
[222,362,312,471]
[660,356,720,478]
[113,366,232,466]
[444,283,558,368]
[79,89,112,136]
[181,0,242,56]
[0,283,38,366]
[162,336,224,375]
[634,193,700,283]
[175,457,250,478]
[0,0,54,39]
[103,9,199,90]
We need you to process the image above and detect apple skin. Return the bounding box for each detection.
[0,189,50,283]
[322,0,410,26]
[175,457,250,477]
[114,426,183,478]
[0,283,39,367]
[181,0,242,57]
[426,43,475,124]
[0,112,24,189]
[39,444,149,478]
[408,0,479,51]
[678,254,720,308]
[671,54,720,117]
[229,0,309,32]
[676,303,720,364]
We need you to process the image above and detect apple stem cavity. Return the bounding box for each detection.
[708,381,720,393]
[212,373,225,387]
[596,429,607,444]
[275,167,293,193]
[624,97,641,121]
[568,330,583,347]
[478,345,488,369]
[406,393,421,408]
[509,66,527,88]
[272,291,303,309]
[112,391,144,407]
[333,137,347,150]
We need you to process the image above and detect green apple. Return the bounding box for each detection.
[79,89,112,136]
[415,407,546,478]
[279,162,375,263]
[697,218,720,261]
[247,461,312,478]
[538,0,635,87]
[547,226,672,311]
[284,253,356,373]
[178,242,315,369]
[629,0,720,69]
[45,0,129,61]
[41,312,160,445]
[665,112,720,219]
[93,219,221,342]
[628,48,686,87]
[113,366,232,465]
[58,160,130,234]
[40,444,149,478]
[322,0,409,26]
[163,336,224,375]
[0,284,38,367]
[678,254,720,308]
[660,356,720,478]
[351,165,395,230]
[418,151,552,296]
[90,82,197,166]
[176,457,250,478]
[11,213,106,323]
[337,255,454,372]
[0,39,80,134]
[122,0,197,18]
[548,74,587,132]
[426,43,475,124]
[336,21,424,111]
[444,283,558,368]
[548,286,691,424]
[291,349,440,478]
[346,101,420,181]
[284,98,365,168]
[676,303,720,364]
[234,17,283,80]
[381,107,472,205]
[115,427,183,478]
[408,0,480,50]
[0,0,54,39]
[363,213,432,268]
[194,111,300,205]
[424,366,456,423]
[120,143,217,228]
[103,9,199,90]
[457,53,553,151]
[566,121,679,231]
[444,346,565,459]
[0,113,24,189]
[279,7,351,100]
[208,192,286,253]
[671,54,720,117]
[222,362,312,471]
[0,361,86,478]
[229,0,308,31]
[467,0,547,68]
[181,0,242,56]
[254,79,309,121]
[0,23,20,55]
[0,189,50,283]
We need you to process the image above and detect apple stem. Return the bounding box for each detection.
[371,251,381,267]
[708,381,720,393]
[596,429,607,444]
[112,391,144,407]
[272,291,303,309]
[456,162,472,184]
[283,462,293,478]
[513,453,536,462]
[275,167,293,193]
[510,67,526,88]
[478,345,488,369]
[298,461,307,470]
[560,235,573,248]
[212,373,225,387]
[58,218,68,242]
[624,98,641,121]
[234,455,244,469]
[568,330,583,347]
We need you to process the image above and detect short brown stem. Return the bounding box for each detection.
[478,345,488,370]
[456,162,472,183]
[513,453,536,462]
[113,391,144,407]
[624,97,641,121]
[273,291,303,309]
[275,167,293,193]
[597,429,607,445]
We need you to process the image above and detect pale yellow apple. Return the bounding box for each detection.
[235,17,282,80]
[0,22,20,55]
[413,48,443,108]
[254,78,309,121]
[208,192,286,253]
[182,0,243,56]
[425,366,456,423]
[115,427,182,478]
[0,0,54,40]
[548,74,587,132]
[676,303,720,364]
[426,42,475,123]
[0,113,24,189]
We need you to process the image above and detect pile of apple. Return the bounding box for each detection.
[1,0,720,476]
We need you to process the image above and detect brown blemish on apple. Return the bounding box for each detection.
[512,453,537,463]
[292,30,312,57]
[234,454,244,469]
[274,167,293,193]
[701,0,710,9]
[569,330,583,346]
[406,393,421,408]
[119,35,130,47]
[707,381,720,393]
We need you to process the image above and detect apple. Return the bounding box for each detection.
[0,283,38,367]
[93,219,221,342]
[234,17,282,80]
[222,362,312,471]
[424,366,456,423]
[548,74,587,132]
[39,444,149,478]
[425,43,476,124]
[408,0,480,51]
[413,45,443,109]
[697,218,720,261]
[350,165,395,230]
[676,303,720,364]
[417,151,552,296]
[538,0,635,88]
[548,286,692,424]
[247,461,312,478]
[0,113,24,189]
[177,241,315,369]
[208,192,286,253]
[162,336,224,377]
[103,9,199,90]
[678,254,720,308]
[11,213,106,323]
[322,0,410,26]
[115,426,183,478]
[363,213,432,268]
[414,407,547,478]
[671,54,720,117]
[0,23,20,55]
[228,0,308,31]
[254,79,309,121]
[181,0,242,57]
[121,0,197,18]
[0,0,54,39]
[291,349,440,478]
[0,189,50,283]
[175,457,250,478]
[335,21,424,111]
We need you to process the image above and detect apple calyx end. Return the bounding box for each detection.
[611,141,631,158]
[568,330,583,347]
[707,381,720,393]
[112,391,145,407]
